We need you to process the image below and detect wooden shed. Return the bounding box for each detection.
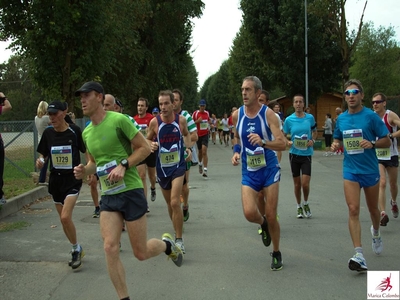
[273,92,343,139]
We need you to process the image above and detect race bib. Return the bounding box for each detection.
[293,134,308,150]
[245,147,266,170]
[376,148,391,160]
[97,160,126,195]
[160,144,180,167]
[139,124,147,137]
[51,145,72,169]
[200,121,208,130]
[343,129,363,154]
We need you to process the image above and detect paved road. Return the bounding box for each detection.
[0,143,399,300]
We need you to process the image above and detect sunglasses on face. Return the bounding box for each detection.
[372,100,384,105]
[344,89,360,96]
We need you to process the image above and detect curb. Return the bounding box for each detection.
[0,186,50,220]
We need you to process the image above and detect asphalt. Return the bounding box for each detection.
[0,142,399,300]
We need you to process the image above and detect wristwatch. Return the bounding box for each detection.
[389,133,394,139]
[120,158,129,170]
[261,139,266,147]
[370,140,376,148]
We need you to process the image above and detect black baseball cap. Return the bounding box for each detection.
[47,101,67,113]
[75,81,104,97]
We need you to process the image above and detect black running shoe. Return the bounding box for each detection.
[258,218,271,247]
[183,206,189,222]
[270,251,283,271]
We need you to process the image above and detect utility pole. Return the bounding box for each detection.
[305,0,309,108]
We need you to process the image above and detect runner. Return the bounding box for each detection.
[147,90,192,253]
[372,92,399,226]
[192,99,211,178]
[36,100,86,269]
[74,81,182,299]
[133,98,157,205]
[172,89,198,222]
[331,79,390,272]
[283,94,317,218]
[231,76,286,270]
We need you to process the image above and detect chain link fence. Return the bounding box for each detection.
[1,119,88,180]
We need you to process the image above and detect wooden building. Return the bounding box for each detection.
[273,92,343,138]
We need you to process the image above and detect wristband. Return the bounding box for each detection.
[233,144,241,153]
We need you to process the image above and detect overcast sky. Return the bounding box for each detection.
[1,0,399,89]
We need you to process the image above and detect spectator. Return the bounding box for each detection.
[322,113,333,156]
[0,92,12,204]
[35,101,51,185]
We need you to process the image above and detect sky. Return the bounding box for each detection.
[0,0,399,88]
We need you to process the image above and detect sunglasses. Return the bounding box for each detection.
[344,89,360,96]
[372,100,384,105]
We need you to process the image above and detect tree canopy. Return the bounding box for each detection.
[0,0,204,117]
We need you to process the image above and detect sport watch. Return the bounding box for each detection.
[120,158,129,170]
[370,140,376,148]
[261,139,266,147]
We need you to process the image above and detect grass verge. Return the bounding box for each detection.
[0,221,31,232]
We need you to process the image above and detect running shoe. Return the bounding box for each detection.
[202,172,208,179]
[162,233,183,267]
[257,218,271,247]
[70,248,85,269]
[297,207,304,219]
[391,200,399,218]
[183,206,189,222]
[0,197,6,204]
[380,212,389,226]
[371,225,383,255]
[92,207,100,218]
[348,253,368,271]
[150,188,156,202]
[175,239,186,254]
[303,204,312,218]
[198,164,203,175]
[270,251,283,271]
[147,206,150,213]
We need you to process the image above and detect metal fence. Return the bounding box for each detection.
[1,118,87,179]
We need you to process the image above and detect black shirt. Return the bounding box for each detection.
[37,124,86,175]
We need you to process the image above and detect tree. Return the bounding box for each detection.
[309,0,368,88]
[0,0,118,112]
[0,0,204,116]
[240,0,342,102]
[0,55,39,121]
[350,22,400,102]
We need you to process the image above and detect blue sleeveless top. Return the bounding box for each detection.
[237,105,279,172]
[156,114,185,177]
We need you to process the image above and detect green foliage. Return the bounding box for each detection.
[0,56,39,120]
[240,0,342,101]
[0,0,204,117]
[350,22,400,102]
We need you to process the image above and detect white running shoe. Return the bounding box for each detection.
[370,225,383,255]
